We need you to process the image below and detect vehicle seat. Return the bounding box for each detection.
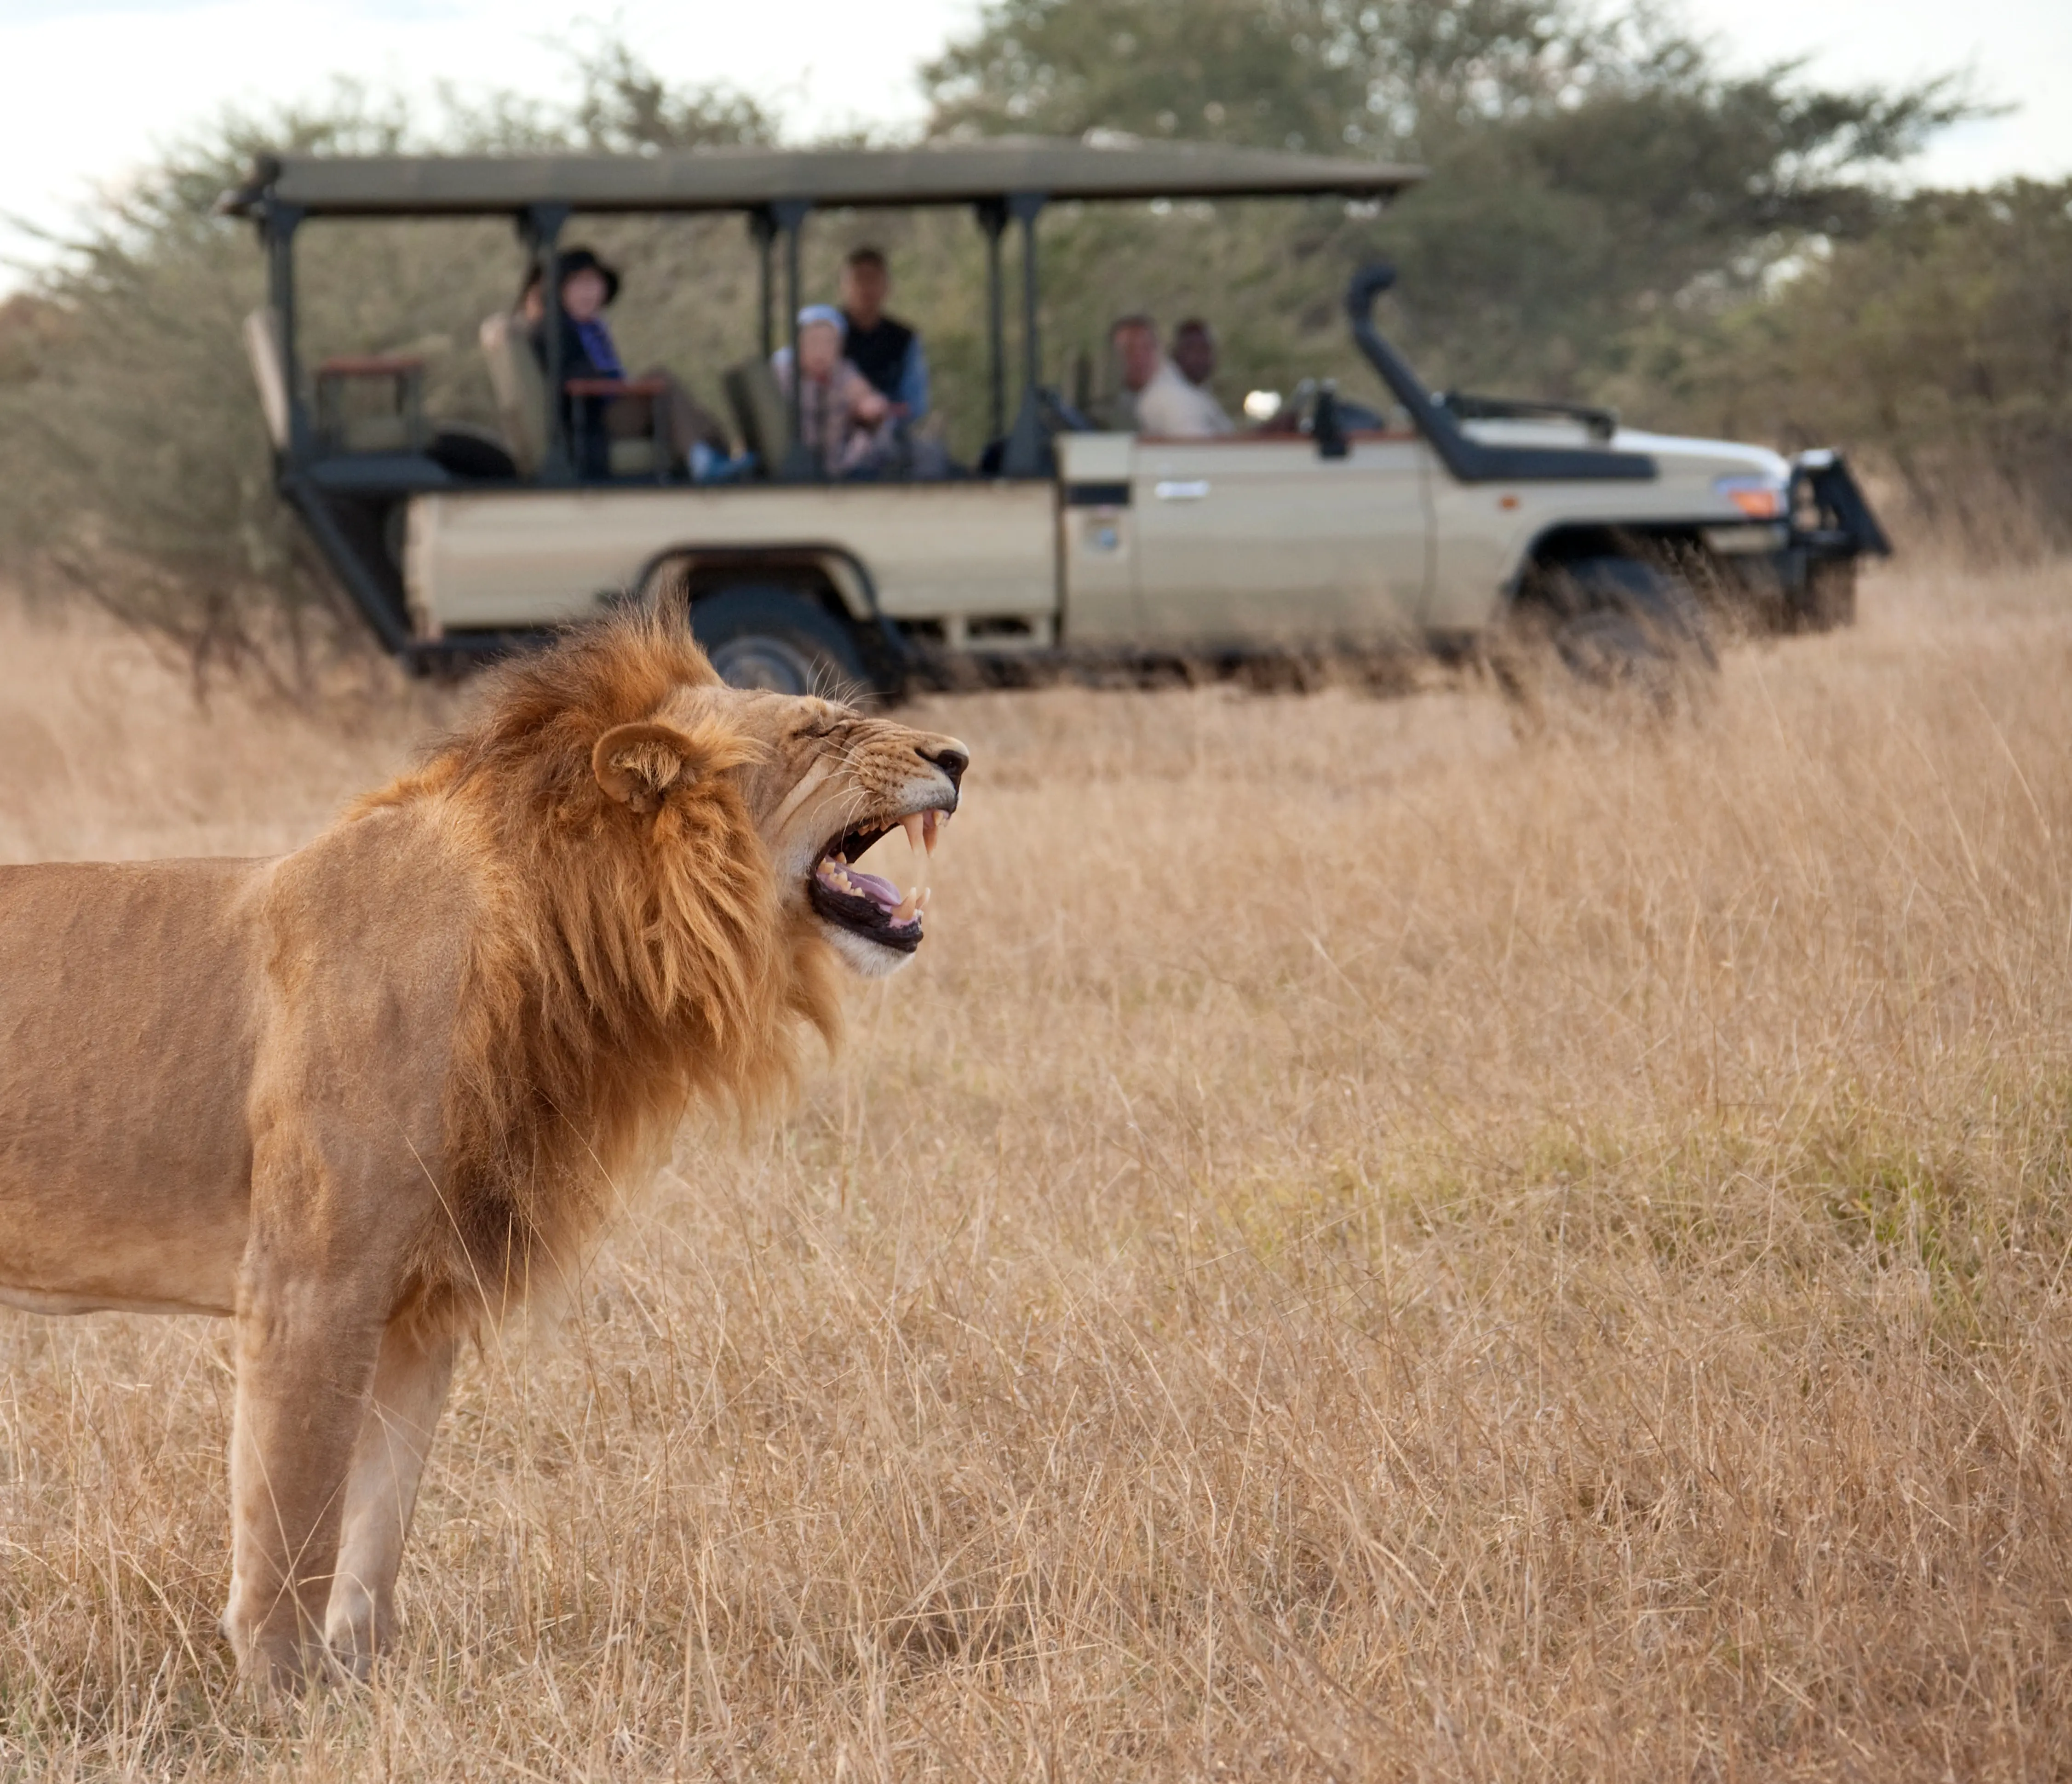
[482,314,665,479]
[336,413,412,453]
[478,311,547,476]
[242,308,292,452]
[723,357,792,471]
[605,431,662,478]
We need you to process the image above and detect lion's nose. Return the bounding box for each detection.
[921,741,970,790]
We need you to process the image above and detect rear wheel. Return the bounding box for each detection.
[689,585,870,697]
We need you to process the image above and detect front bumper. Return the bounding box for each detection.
[1788,448,1891,562]
[1710,449,1889,629]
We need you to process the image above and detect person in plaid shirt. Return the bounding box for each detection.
[771,305,894,478]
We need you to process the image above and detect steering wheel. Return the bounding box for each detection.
[1036,386,1096,434]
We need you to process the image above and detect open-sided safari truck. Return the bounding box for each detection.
[221,141,1889,693]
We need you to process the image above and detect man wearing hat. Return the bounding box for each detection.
[520,245,730,477]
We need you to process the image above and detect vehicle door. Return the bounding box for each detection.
[1128,430,1432,648]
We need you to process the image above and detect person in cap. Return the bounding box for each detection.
[520,245,731,478]
[838,247,930,422]
[771,304,894,478]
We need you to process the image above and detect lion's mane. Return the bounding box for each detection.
[356,613,843,1328]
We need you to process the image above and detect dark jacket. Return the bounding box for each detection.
[840,312,929,416]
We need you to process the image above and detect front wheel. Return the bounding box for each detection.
[1498,553,1717,714]
[1553,556,1716,678]
[688,585,871,698]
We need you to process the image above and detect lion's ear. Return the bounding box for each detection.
[593,722,697,814]
[593,718,763,814]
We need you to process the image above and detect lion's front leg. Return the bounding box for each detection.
[222,1279,388,1689]
[323,1316,457,1678]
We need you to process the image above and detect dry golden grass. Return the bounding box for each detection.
[4,562,2071,1780]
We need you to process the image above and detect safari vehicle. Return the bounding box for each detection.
[222,142,1889,694]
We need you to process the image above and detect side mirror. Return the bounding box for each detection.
[1313,380,1349,460]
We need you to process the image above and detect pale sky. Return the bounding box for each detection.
[0,0,2066,292]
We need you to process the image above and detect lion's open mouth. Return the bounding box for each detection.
[809,809,947,954]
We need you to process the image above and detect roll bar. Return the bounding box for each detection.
[1344,264,1656,484]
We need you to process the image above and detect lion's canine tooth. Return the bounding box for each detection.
[922,810,940,854]
[900,813,925,855]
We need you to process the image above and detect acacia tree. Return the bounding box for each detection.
[0,50,774,675]
[924,0,1964,395]
[1619,178,2072,550]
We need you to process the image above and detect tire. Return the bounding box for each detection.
[688,585,871,697]
[1548,555,1717,697]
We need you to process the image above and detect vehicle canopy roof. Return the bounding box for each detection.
[219,136,1424,218]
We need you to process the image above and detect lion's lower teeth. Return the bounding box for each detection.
[851,824,929,903]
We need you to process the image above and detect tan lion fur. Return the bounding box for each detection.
[0,608,967,1687]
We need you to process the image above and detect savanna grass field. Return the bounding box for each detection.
[3,559,2071,1779]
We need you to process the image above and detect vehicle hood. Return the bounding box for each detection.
[1613,428,1791,482]
[1460,418,1791,483]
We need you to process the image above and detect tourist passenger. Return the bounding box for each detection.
[1172,317,1220,393]
[838,247,930,421]
[520,246,732,477]
[1109,314,1233,438]
[771,304,893,478]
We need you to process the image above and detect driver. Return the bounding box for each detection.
[1110,314,1233,438]
[1172,318,1221,395]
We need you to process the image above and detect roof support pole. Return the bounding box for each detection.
[999,191,1050,478]
[1014,192,1043,406]
[748,208,776,361]
[260,201,310,465]
[522,203,572,483]
[769,199,815,481]
[974,199,1006,444]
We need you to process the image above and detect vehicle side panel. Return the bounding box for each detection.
[405,483,1058,632]
[1425,480,1537,631]
[1128,434,1431,647]
[1055,433,1138,644]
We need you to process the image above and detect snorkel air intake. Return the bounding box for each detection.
[1344,264,1657,484]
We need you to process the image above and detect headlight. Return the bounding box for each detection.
[1714,474,1786,520]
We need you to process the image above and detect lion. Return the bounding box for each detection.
[0,610,969,1687]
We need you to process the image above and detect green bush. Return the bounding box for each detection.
[1614,181,2072,553]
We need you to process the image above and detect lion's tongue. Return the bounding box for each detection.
[847,822,934,926]
[838,866,902,910]
[818,860,924,926]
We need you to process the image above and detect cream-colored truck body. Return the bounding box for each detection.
[402,422,1798,656]
[226,147,1882,677]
